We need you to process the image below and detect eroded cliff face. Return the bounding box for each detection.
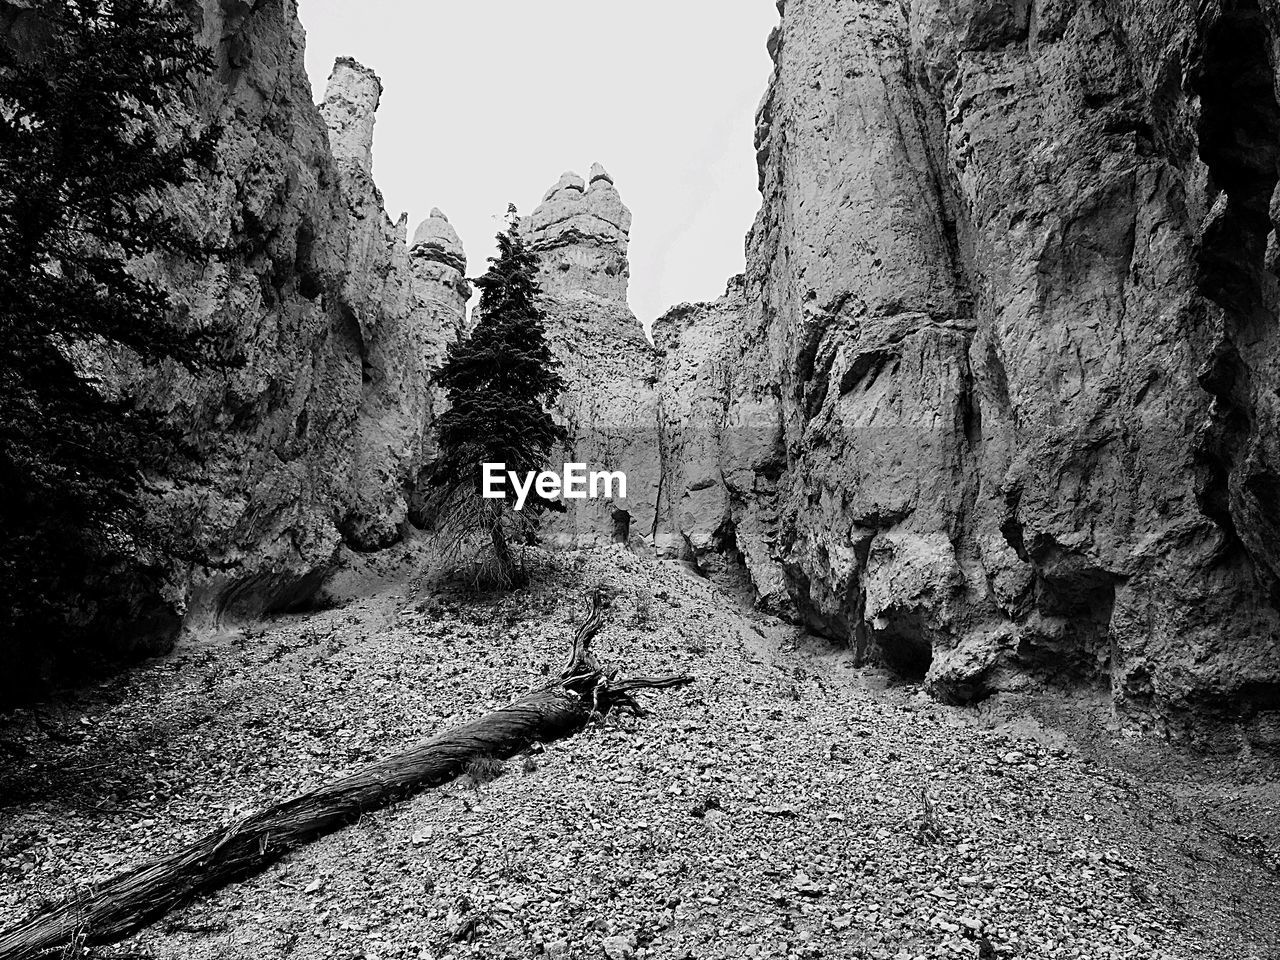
[77,5,462,636]
[522,167,663,549]
[126,0,358,627]
[653,279,793,611]
[319,59,469,553]
[657,0,1280,749]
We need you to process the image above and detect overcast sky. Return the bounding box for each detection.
[298,1,777,327]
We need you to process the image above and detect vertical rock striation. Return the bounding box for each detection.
[10,0,1279,749]
[136,0,370,626]
[1,1,467,664]
[174,35,466,620]
[658,0,1280,749]
[653,278,792,610]
[521,167,662,549]
[320,59,468,552]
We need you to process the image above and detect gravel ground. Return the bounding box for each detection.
[1,544,1277,960]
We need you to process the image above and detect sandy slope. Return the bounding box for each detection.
[1,545,1277,960]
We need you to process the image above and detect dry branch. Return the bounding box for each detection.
[0,589,691,960]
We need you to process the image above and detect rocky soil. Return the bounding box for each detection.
[1,544,1277,960]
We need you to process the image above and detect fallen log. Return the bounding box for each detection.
[0,589,691,960]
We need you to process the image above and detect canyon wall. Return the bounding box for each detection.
[115,0,363,629]
[162,12,465,628]
[656,0,1280,749]
[653,279,793,611]
[11,0,1280,749]
[3,0,466,654]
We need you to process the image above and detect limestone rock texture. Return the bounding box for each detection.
[526,165,633,301]
[408,208,470,375]
[10,2,465,645]
[657,0,1280,749]
[521,168,662,549]
[129,0,364,628]
[173,36,465,619]
[320,60,469,552]
[653,279,792,611]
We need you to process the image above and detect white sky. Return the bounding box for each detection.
[298,0,778,326]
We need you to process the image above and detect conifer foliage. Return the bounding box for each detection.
[430,211,567,587]
[0,0,220,698]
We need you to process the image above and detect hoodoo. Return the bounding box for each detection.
[520,167,664,551]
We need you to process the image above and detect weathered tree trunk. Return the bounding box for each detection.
[489,515,519,586]
[0,590,690,960]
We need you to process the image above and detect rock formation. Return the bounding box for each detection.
[409,206,471,376]
[525,165,632,302]
[521,168,662,549]
[653,278,791,610]
[137,2,374,627]
[8,0,1279,750]
[0,1,467,665]
[173,35,467,621]
[174,37,467,616]
[655,0,1280,751]
[320,59,469,552]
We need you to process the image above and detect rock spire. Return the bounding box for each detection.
[521,164,632,302]
[318,57,382,174]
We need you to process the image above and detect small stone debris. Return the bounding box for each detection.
[689,794,722,818]
[601,933,637,959]
[792,872,826,898]
[0,546,1273,960]
[763,803,801,818]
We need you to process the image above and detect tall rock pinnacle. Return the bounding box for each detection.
[411,207,467,279]
[517,164,658,553]
[319,57,382,174]
[409,208,470,372]
[317,57,468,550]
[521,164,632,302]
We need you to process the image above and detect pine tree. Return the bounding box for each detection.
[430,211,567,588]
[0,0,221,697]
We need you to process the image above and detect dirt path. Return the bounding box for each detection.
[1,546,1277,959]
